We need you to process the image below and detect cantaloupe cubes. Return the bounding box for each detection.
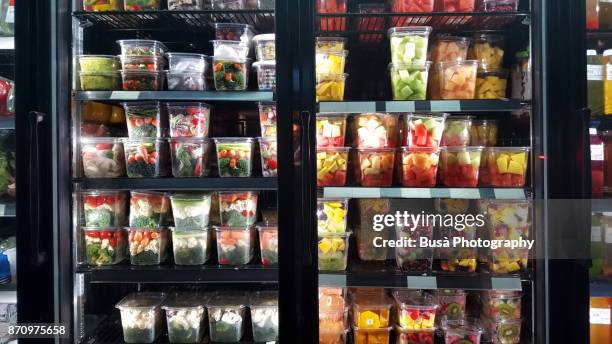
[400,147,439,187]
[476,71,508,99]
[469,34,505,68]
[430,36,470,63]
[439,60,478,99]
[356,148,395,187]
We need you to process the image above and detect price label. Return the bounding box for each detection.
[590,308,611,325]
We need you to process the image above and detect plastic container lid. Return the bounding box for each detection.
[393,291,438,310]
[81,137,123,144]
[170,193,211,201]
[213,137,255,143]
[256,225,278,232]
[82,226,122,232]
[401,146,440,153]
[116,292,166,310]
[166,52,207,59]
[121,137,165,144]
[388,61,432,70]
[250,291,278,307]
[387,26,433,37]
[587,50,598,56]
[169,226,208,233]
[434,35,470,44]
[438,60,479,68]
[253,34,275,43]
[116,39,168,53]
[162,292,207,310]
[168,137,209,143]
[214,22,254,31]
[253,60,276,68]
[352,292,393,310]
[208,291,248,308]
[472,33,504,42]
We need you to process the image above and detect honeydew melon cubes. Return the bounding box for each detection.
[388,26,432,65]
[389,62,431,100]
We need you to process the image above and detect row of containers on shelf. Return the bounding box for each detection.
[82,0,275,11]
[317,197,531,274]
[319,287,523,344]
[114,291,278,344]
[314,27,532,102]
[316,112,528,188]
[79,190,278,266]
[77,26,276,92]
[79,101,277,178]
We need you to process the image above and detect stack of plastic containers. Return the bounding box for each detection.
[215,191,258,265]
[252,34,276,91]
[352,113,398,187]
[319,288,349,344]
[116,292,167,343]
[249,291,280,342]
[355,199,391,262]
[127,191,170,265]
[77,55,120,91]
[212,23,253,91]
[394,290,437,344]
[470,33,508,99]
[317,198,351,271]
[258,101,278,177]
[165,53,208,91]
[352,290,394,344]
[388,26,432,100]
[166,102,211,177]
[118,40,167,91]
[315,37,348,101]
[479,290,522,344]
[169,193,212,265]
[315,113,348,186]
[401,113,446,187]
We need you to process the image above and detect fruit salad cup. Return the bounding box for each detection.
[352,293,392,329]
[81,191,128,227]
[129,191,170,227]
[214,226,255,265]
[389,27,432,65]
[258,137,278,177]
[488,247,528,274]
[316,0,347,31]
[438,146,483,187]
[317,115,347,147]
[171,228,211,265]
[116,292,166,344]
[127,227,169,265]
[389,62,430,100]
[123,138,167,178]
[484,200,531,227]
[218,191,258,227]
[83,227,128,266]
[442,320,482,344]
[249,291,279,342]
[124,0,160,11]
[121,71,163,91]
[434,289,467,321]
[439,0,476,11]
[317,147,349,186]
[481,291,522,320]
[212,58,250,91]
[318,232,351,271]
[257,226,278,266]
[207,292,248,342]
[258,101,277,138]
[118,39,167,57]
[483,318,522,344]
[470,119,498,146]
[354,113,399,148]
[483,147,529,187]
[393,291,437,329]
[355,148,395,187]
[316,50,348,75]
[430,36,470,63]
[170,194,212,228]
[162,293,207,343]
[214,137,254,177]
[316,73,347,101]
[169,138,210,177]
[253,34,276,61]
[354,327,393,344]
[405,114,447,149]
[441,116,473,147]
[317,198,349,235]
[476,68,508,99]
[122,102,161,138]
[469,34,505,69]
[80,137,126,178]
[400,147,439,187]
[390,0,435,26]
[315,37,347,53]
[167,102,210,138]
[395,224,434,273]
[439,60,478,99]
[396,327,436,344]
[437,226,478,272]
[83,0,122,11]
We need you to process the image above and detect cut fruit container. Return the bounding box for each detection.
[122,102,162,139]
[83,227,128,266]
[170,227,211,265]
[353,326,393,344]
[316,114,347,147]
[318,232,351,271]
[315,37,347,53]
[122,138,168,178]
[257,226,278,266]
[83,0,122,11]
[482,318,522,344]
[80,137,126,178]
[249,291,279,342]
[316,147,349,187]
[253,61,276,90]
[470,119,498,146]
[352,293,393,329]
[434,289,467,321]
[317,198,349,235]
[168,138,210,178]
[404,113,447,149]
[390,0,434,26]
[389,62,430,100]
[116,292,166,344]
[438,146,483,187]
[258,101,277,138]
[482,147,530,187]
[355,199,391,261]
[437,226,478,272]
[388,26,432,65]
[483,200,531,227]
[129,191,170,228]
[396,327,436,344]
[430,36,470,63]
[469,33,505,69]
[258,137,278,177]
[476,68,508,99]
[354,148,395,187]
[354,113,399,149]
[316,50,348,75]
[162,292,207,343]
[127,227,169,266]
[214,137,255,177]
[441,318,483,344]
[214,23,254,45]
[214,226,255,265]
[78,71,120,91]
[253,34,276,61]
[316,73,347,101]
[166,71,206,91]
[441,116,473,147]
[488,247,529,274]
[218,191,258,227]
[117,39,167,57]
[207,292,248,342]
[395,224,434,273]
[81,190,128,227]
[439,60,478,99]
[399,147,439,187]
[481,290,522,321]
[166,53,207,73]
[393,290,437,330]
[170,193,212,229]
[439,0,476,12]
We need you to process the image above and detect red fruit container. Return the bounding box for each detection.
[317,147,349,187]
[400,147,439,187]
[438,146,483,187]
[354,148,395,187]
[404,114,447,149]
[396,327,435,344]
[439,0,476,12]
[391,0,435,26]
[434,289,467,321]
[393,291,438,330]
[317,115,347,147]
[316,0,347,32]
[354,113,399,148]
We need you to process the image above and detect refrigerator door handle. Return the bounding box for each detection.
[28,110,48,266]
[301,111,314,260]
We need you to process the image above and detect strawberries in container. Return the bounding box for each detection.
[316,0,347,32]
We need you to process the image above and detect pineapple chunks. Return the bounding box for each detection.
[476,74,508,99]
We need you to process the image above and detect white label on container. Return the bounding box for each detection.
[590,308,611,325]
[5,6,13,24]
[588,65,604,81]
[592,144,604,161]
[605,227,612,243]
[592,226,603,242]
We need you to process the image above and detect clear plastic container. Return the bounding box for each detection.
[214,137,255,177]
[167,102,211,138]
[167,0,204,10]
[214,23,254,45]
[440,0,476,11]
[83,227,128,266]
[162,293,207,343]
[353,326,392,344]
[249,291,279,342]
[434,289,467,321]
[316,50,348,75]
[316,115,347,147]
[317,198,349,235]
[316,0,348,31]
[258,0,275,9]
[257,226,278,265]
[481,291,521,320]
[122,138,168,178]
[320,323,348,344]
[483,0,518,11]
[120,56,165,72]
[261,208,278,226]
[253,34,275,61]
[166,53,207,73]
[253,61,276,90]
[258,137,278,177]
[484,200,531,227]
[79,55,120,73]
[441,116,472,146]
[80,137,126,178]
[393,291,438,329]
[124,0,160,10]
[79,71,120,91]
[469,34,505,69]
[470,119,498,146]
[129,191,170,227]
[482,147,529,187]
[171,227,211,265]
[395,224,434,272]
[476,68,508,99]
[207,292,248,342]
[315,37,347,53]
[442,319,483,344]
[352,293,393,329]
[316,73,347,101]
[488,247,529,274]
[212,58,250,91]
[258,101,277,138]
[354,148,395,187]
[83,0,122,11]
[211,40,250,60]
[389,62,430,100]
[405,113,447,149]
[169,138,210,177]
[121,71,163,91]
[430,36,470,63]
[438,146,483,187]
[117,39,167,57]
[214,226,255,265]
[170,194,212,228]
[483,318,521,344]
[218,191,258,227]
[127,227,169,265]
[355,199,391,261]
[400,147,439,187]
[316,147,349,187]
[396,327,436,344]
[437,226,478,272]
[439,60,479,99]
[388,26,432,65]
[116,292,166,343]
[390,0,435,26]
[318,232,351,271]
[122,102,161,138]
[81,190,128,227]
[166,71,206,91]
[354,113,399,148]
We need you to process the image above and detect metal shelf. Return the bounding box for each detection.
[318,99,524,113]
[73,91,274,102]
[0,203,15,217]
[322,187,530,199]
[77,264,278,284]
[74,177,277,191]
[0,116,13,130]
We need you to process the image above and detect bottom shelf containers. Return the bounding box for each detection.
[116,292,166,344]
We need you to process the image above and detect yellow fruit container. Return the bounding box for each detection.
[469,119,498,146]
[316,50,349,75]
[469,33,505,69]
[316,147,350,187]
[353,326,392,344]
[483,147,530,187]
[315,37,348,53]
[351,293,393,329]
[489,247,529,274]
[317,198,349,235]
[316,73,347,101]
[476,68,508,99]
[318,232,351,271]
